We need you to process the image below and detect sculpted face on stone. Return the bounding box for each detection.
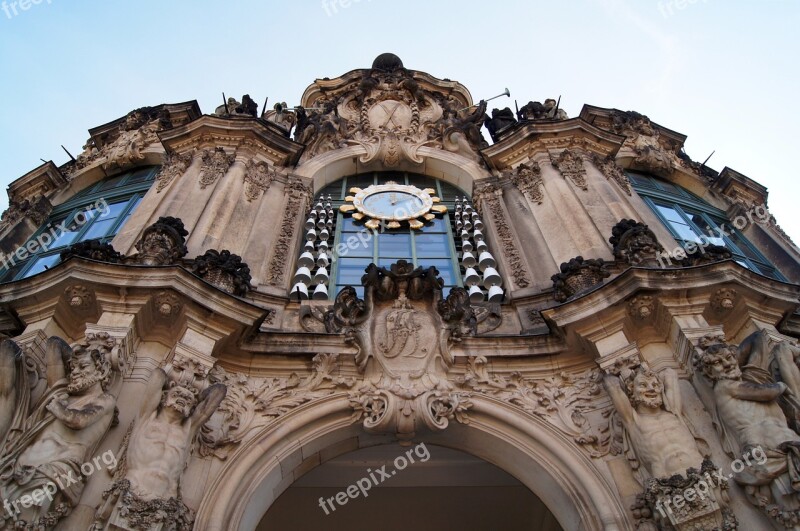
[163,384,198,418]
[629,370,663,409]
[66,347,109,394]
[696,344,742,381]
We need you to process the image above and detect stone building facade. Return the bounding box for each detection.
[0,53,799,530]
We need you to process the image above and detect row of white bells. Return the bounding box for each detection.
[298,251,330,269]
[462,239,487,253]
[290,282,330,300]
[293,266,329,286]
[306,228,331,241]
[461,251,495,270]
[290,282,502,302]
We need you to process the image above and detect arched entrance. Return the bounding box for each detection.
[194,395,630,531]
[259,444,562,531]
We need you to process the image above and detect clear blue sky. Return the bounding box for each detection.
[1,0,798,243]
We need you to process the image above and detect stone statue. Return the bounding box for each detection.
[214,97,241,116]
[483,107,517,142]
[543,98,568,120]
[695,333,800,528]
[604,366,706,479]
[93,368,226,530]
[0,336,117,529]
[518,98,568,121]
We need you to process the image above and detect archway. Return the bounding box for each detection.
[259,444,562,531]
[194,395,630,531]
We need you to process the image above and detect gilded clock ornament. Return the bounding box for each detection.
[339,182,447,230]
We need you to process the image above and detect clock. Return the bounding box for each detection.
[339,182,448,230]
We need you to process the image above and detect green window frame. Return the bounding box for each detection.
[0,166,158,282]
[628,172,785,280]
[320,172,465,299]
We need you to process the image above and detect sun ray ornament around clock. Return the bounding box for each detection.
[339,181,448,230]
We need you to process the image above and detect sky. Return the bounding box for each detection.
[0,0,798,243]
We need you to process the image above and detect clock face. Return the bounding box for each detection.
[339,183,448,230]
[361,191,426,220]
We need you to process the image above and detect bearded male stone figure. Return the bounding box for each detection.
[0,336,116,529]
[604,366,705,479]
[94,368,226,530]
[695,336,800,527]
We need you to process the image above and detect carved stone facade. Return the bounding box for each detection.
[0,54,798,531]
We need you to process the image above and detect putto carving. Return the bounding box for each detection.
[551,256,610,302]
[155,151,193,193]
[627,295,656,320]
[517,98,568,121]
[134,216,189,266]
[191,249,252,297]
[243,160,275,201]
[710,287,737,311]
[199,354,355,459]
[694,332,800,528]
[198,147,235,189]
[0,336,119,529]
[609,219,665,266]
[64,285,95,311]
[92,368,226,531]
[472,182,530,289]
[551,149,588,191]
[504,162,544,204]
[60,240,122,264]
[591,153,631,195]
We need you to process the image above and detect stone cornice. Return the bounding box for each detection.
[158,114,304,166]
[87,100,201,149]
[542,261,800,330]
[480,118,626,171]
[5,161,68,203]
[712,166,768,206]
[0,258,268,335]
[579,104,687,148]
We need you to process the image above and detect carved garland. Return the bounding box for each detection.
[156,152,193,193]
[473,182,530,289]
[243,160,275,201]
[591,154,631,195]
[199,354,355,459]
[506,162,544,204]
[551,149,588,191]
[198,147,235,189]
[266,178,312,286]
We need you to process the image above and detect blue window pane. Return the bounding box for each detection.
[49,217,81,248]
[423,259,457,285]
[378,233,411,257]
[655,204,686,225]
[422,217,448,232]
[341,217,367,232]
[23,255,60,278]
[415,233,451,258]
[336,258,372,285]
[338,233,374,258]
[81,219,116,241]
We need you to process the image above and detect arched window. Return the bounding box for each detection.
[0,166,158,282]
[317,172,465,299]
[629,172,785,280]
